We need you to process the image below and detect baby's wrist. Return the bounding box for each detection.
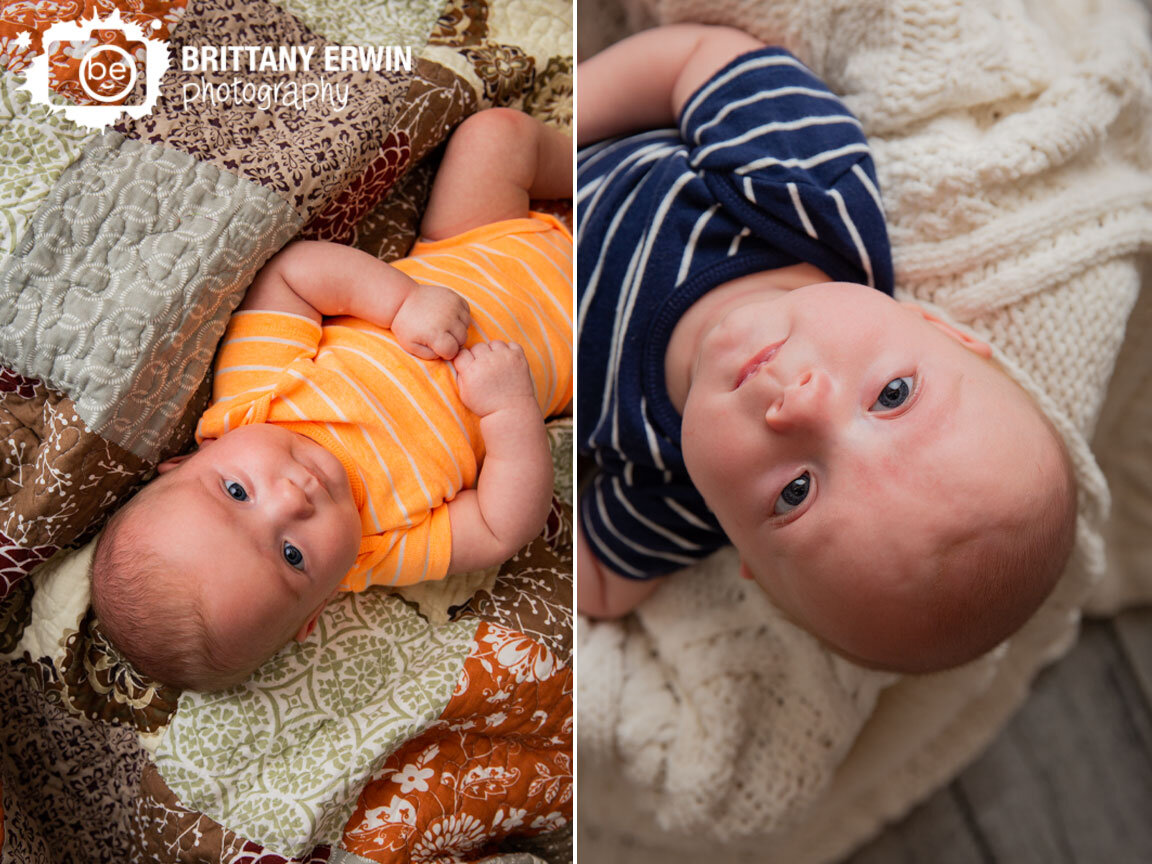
[477,400,548,467]
[476,393,542,425]
[391,273,423,309]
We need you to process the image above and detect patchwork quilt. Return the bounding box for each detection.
[0,0,573,861]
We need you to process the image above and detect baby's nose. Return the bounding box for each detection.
[764,369,831,432]
[273,473,314,518]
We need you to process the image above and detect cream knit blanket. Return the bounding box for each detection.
[578,0,1152,860]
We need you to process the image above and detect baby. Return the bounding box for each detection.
[576,25,1077,673]
[91,108,573,691]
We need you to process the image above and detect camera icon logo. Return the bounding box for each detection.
[78,43,139,103]
[19,9,170,130]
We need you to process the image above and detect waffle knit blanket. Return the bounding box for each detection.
[578,0,1152,860]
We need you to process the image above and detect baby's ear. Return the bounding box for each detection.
[156,453,194,474]
[157,439,214,473]
[901,303,993,358]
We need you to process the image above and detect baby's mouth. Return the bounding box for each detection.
[292,434,335,498]
[735,341,784,389]
[299,460,327,497]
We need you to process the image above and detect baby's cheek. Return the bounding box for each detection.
[681,418,741,492]
[744,555,803,617]
[340,510,363,563]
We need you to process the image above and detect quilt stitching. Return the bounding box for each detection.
[0,130,299,461]
[0,0,572,857]
[343,621,572,862]
[118,0,413,223]
[156,592,477,855]
[0,73,93,257]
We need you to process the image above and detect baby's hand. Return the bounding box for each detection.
[391,283,472,360]
[453,341,536,417]
[445,341,550,574]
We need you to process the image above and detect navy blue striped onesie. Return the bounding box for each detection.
[577,47,895,579]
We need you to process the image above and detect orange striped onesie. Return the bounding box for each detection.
[196,214,572,591]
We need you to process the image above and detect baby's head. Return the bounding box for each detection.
[90,424,362,691]
[680,281,1077,673]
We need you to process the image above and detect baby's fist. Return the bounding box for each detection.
[391,283,472,360]
[453,341,536,417]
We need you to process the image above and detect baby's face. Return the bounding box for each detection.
[680,282,1060,662]
[141,424,361,669]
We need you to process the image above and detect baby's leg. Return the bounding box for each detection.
[421,108,571,241]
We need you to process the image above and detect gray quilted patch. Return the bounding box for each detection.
[0,130,301,462]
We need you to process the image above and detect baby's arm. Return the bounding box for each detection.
[445,341,553,573]
[577,24,765,146]
[420,108,572,241]
[577,524,662,618]
[240,240,471,360]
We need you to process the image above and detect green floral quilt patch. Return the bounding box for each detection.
[155,590,476,856]
[0,71,92,257]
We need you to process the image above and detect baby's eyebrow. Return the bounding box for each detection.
[198,473,230,512]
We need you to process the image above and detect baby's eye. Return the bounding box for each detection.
[283,541,305,570]
[871,376,914,411]
[774,472,811,515]
[225,481,249,502]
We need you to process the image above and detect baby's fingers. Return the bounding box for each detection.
[424,331,458,360]
[452,345,476,373]
[488,340,526,360]
[451,313,471,345]
[402,340,438,361]
[435,316,471,359]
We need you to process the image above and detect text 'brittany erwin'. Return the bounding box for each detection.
[180,44,414,75]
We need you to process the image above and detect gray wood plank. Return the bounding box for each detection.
[578,618,1152,864]
[960,622,1152,864]
[1115,607,1152,724]
[846,790,992,864]
[845,620,1152,864]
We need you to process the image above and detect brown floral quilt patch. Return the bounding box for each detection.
[0,0,571,858]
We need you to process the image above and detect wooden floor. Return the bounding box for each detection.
[574,3,1152,861]
[847,0,1152,851]
[577,610,1152,864]
[844,609,1152,864]
[859,0,1152,854]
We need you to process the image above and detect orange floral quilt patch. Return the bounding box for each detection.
[344,621,573,862]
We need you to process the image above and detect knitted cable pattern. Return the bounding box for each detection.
[578,0,1152,859]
